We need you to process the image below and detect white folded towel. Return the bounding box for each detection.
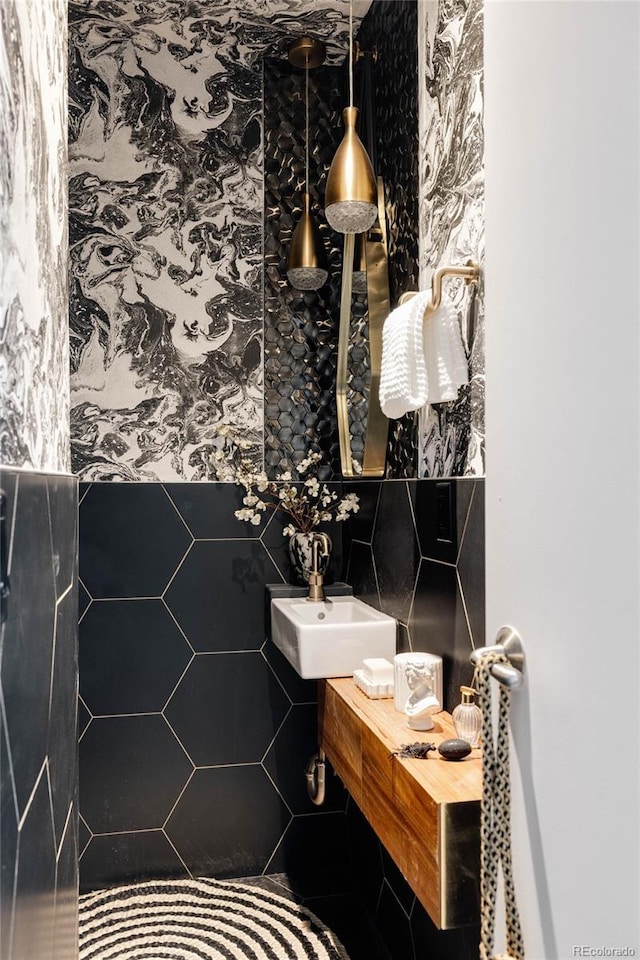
[379,290,431,419]
[379,290,469,419]
[423,295,469,403]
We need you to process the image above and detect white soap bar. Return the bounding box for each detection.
[353,669,394,699]
[362,658,394,685]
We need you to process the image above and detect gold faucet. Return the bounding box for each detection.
[307,533,330,602]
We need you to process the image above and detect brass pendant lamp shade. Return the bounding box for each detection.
[287,192,328,290]
[325,107,377,234]
[286,37,328,292]
[324,0,378,234]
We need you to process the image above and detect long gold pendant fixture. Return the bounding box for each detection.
[286,37,328,291]
[324,0,378,234]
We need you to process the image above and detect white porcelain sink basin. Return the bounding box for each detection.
[270,596,396,679]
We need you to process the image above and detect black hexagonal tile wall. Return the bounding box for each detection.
[408,559,475,711]
[346,541,380,610]
[342,481,380,544]
[263,705,347,815]
[80,831,188,892]
[79,600,192,716]
[53,810,78,960]
[414,479,474,564]
[1,472,56,814]
[165,652,290,767]
[80,484,192,599]
[166,766,290,879]
[48,586,80,847]
[164,541,281,652]
[0,711,18,948]
[80,716,192,834]
[47,475,78,599]
[11,770,57,960]
[268,812,352,898]
[457,482,485,648]
[372,482,419,623]
[261,641,318,706]
[164,484,268,540]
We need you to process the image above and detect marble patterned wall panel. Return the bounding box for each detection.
[418,0,485,477]
[0,0,69,472]
[68,0,371,482]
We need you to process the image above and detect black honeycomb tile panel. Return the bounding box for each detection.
[262,640,318,706]
[79,715,192,834]
[47,475,78,599]
[164,483,268,540]
[269,812,353,899]
[48,586,80,848]
[11,771,57,960]
[346,541,380,610]
[411,897,479,960]
[457,481,485,648]
[263,704,347,815]
[79,484,191,599]
[1,472,56,814]
[375,882,415,960]
[264,59,344,480]
[53,812,78,960]
[164,541,282,652]
[80,831,188,893]
[165,766,290,879]
[164,652,289,767]
[408,559,474,712]
[371,482,419,624]
[79,600,192,716]
[414,479,474,564]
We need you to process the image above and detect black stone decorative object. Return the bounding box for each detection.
[437,738,472,761]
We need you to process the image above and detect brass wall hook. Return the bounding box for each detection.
[399,261,480,310]
[352,40,378,64]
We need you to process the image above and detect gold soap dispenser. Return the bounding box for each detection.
[452,686,482,747]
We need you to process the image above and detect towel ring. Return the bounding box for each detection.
[399,260,480,310]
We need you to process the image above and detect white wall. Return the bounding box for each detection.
[484,3,639,958]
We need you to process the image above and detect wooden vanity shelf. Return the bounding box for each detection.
[318,679,481,929]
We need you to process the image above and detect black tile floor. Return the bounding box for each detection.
[241,874,393,960]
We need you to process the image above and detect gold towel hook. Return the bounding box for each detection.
[398,260,480,309]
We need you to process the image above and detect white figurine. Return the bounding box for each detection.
[403,660,441,731]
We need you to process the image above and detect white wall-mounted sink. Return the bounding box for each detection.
[270,596,396,679]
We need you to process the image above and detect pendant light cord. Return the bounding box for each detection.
[305,53,309,196]
[349,0,354,108]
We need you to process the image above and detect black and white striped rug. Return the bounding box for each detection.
[79,877,351,960]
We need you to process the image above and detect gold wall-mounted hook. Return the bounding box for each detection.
[397,261,480,310]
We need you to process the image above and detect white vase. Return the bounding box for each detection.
[288,532,332,585]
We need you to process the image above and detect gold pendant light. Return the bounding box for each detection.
[324,0,377,234]
[286,37,328,292]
